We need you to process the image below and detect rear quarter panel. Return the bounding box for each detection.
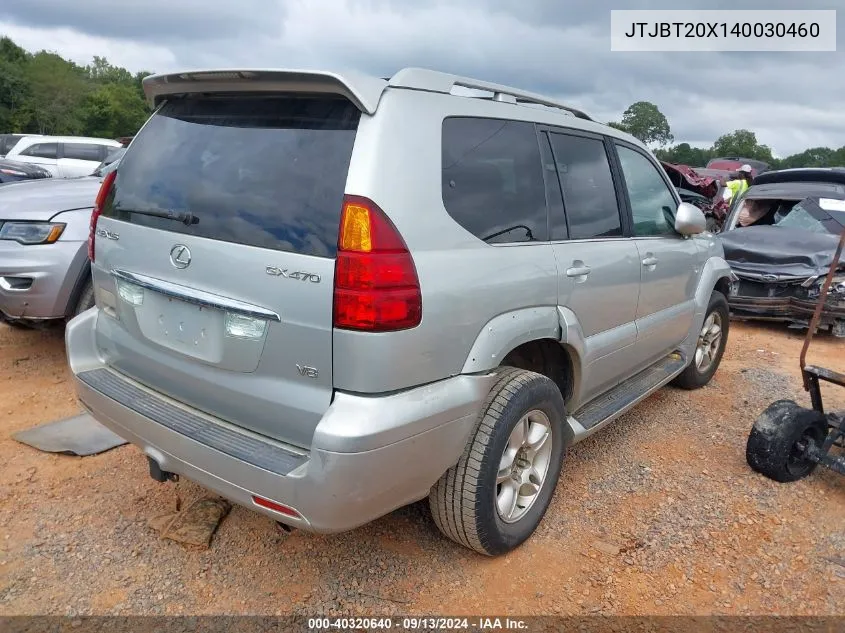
[334,90,608,393]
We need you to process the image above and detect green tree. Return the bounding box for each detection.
[0,35,28,64]
[711,129,774,163]
[655,142,715,167]
[86,56,134,85]
[133,70,154,103]
[777,146,838,169]
[0,37,31,132]
[24,51,90,134]
[611,101,674,147]
[82,83,150,138]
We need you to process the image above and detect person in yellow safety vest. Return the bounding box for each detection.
[724,164,754,203]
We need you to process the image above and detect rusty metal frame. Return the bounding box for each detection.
[800,224,845,388]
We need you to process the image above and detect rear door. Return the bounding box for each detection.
[541,129,642,405]
[59,143,107,177]
[92,94,360,448]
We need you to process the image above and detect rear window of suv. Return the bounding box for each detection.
[104,94,360,258]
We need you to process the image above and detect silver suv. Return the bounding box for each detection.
[66,67,733,556]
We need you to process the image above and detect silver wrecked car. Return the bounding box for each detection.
[0,148,123,326]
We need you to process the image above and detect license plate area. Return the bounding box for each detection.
[136,292,225,362]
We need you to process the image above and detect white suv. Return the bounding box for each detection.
[6,136,123,178]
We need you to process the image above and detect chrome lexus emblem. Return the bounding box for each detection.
[169,244,191,269]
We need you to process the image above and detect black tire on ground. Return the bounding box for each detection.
[746,399,829,483]
[672,290,730,390]
[70,279,95,319]
[429,367,566,556]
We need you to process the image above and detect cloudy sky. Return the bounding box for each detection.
[1,0,842,156]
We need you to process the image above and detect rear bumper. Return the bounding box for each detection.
[66,308,494,533]
[0,239,87,320]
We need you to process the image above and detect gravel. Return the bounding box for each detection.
[1,320,843,617]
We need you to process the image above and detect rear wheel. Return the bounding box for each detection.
[672,291,729,390]
[429,368,566,556]
[746,399,828,483]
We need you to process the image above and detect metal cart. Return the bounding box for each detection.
[746,223,845,481]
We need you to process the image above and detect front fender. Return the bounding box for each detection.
[695,256,732,309]
[681,255,733,358]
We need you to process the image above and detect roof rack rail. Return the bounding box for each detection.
[387,67,593,121]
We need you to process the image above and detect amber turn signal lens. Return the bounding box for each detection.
[339,203,372,252]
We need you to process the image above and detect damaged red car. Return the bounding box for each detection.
[660,161,731,231]
[718,168,845,338]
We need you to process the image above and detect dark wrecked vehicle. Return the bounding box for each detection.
[661,161,730,231]
[718,168,845,337]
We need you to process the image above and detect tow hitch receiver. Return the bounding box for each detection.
[148,456,179,483]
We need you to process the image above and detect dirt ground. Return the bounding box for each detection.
[0,319,843,616]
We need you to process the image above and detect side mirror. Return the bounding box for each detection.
[675,202,707,236]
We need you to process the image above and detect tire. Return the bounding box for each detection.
[429,367,566,556]
[672,290,730,390]
[746,399,828,483]
[70,279,95,319]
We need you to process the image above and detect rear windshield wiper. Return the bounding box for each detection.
[118,207,199,225]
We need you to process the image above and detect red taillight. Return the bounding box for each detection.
[88,170,117,262]
[333,195,422,332]
[251,495,301,518]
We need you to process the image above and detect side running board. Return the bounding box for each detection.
[568,352,687,442]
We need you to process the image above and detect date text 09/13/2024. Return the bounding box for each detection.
[308,617,528,630]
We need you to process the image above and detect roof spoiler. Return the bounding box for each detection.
[142,69,388,114]
[142,67,593,121]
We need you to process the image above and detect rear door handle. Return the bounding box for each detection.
[642,256,659,267]
[566,265,591,277]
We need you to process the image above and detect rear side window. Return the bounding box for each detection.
[104,95,360,258]
[547,133,622,240]
[442,117,548,243]
[21,142,58,159]
[64,143,105,161]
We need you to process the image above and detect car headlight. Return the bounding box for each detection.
[0,167,29,177]
[0,222,66,245]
